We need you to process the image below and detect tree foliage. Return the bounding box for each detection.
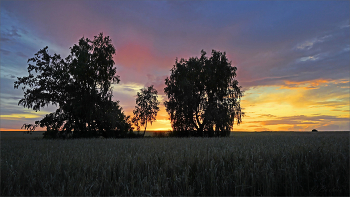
[132,85,160,136]
[14,33,133,138]
[164,50,243,137]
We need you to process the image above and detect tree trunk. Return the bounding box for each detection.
[143,120,147,137]
[198,123,204,137]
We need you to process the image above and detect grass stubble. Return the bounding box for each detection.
[1,132,349,196]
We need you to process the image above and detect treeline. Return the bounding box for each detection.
[15,33,243,138]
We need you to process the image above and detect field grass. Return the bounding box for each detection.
[0,131,45,140]
[1,132,349,196]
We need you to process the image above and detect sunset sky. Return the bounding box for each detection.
[1,1,349,132]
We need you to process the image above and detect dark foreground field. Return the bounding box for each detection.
[1,132,349,196]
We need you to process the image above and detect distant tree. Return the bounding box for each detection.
[14,33,133,138]
[164,50,244,137]
[132,85,160,136]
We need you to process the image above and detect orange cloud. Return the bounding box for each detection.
[281,79,346,90]
[244,114,349,131]
[236,77,350,131]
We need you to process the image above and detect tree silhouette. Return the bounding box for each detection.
[14,33,133,138]
[132,85,160,136]
[164,50,243,137]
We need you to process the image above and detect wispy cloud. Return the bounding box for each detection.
[295,35,332,51]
